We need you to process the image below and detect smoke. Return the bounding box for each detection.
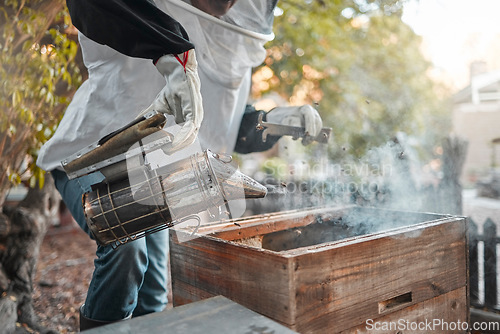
[241,131,465,241]
[244,133,425,211]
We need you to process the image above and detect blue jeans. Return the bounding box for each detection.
[51,169,169,321]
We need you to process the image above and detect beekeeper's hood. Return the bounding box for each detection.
[156,0,276,153]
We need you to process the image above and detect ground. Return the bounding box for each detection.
[33,215,95,334]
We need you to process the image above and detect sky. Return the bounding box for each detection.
[402,0,500,91]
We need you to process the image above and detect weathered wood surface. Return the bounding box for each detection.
[170,232,295,324]
[292,218,467,333]
[172,279,216,306]
[83,296,298,334]
[195,207,346,241]
[206,206,447,244]
[0,176,60,334]
[339,287,468,334]
[170,207,468,333]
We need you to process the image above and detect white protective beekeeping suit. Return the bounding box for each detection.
[157,0,275,153]
[154,0,277,226]
[37,0,275,171]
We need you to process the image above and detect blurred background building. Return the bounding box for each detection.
[452,61,500,186]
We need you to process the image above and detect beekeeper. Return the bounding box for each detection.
[37,0,323,329]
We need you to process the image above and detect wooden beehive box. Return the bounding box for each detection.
[169,206,469,333]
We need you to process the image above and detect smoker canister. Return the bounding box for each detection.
[82,150,267,247]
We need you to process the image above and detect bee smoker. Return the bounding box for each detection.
[62,112,267,248]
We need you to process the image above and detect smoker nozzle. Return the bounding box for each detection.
[241,179,268,198]
[208,153,267,200]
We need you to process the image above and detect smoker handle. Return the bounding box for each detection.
[98,117,145,146]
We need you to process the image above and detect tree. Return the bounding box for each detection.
[244,0,457,214]
[0,0,80,199]
[0,1,80,332]
[252,0,450,161]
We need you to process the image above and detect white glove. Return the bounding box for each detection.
[138,49,203,153]
[266,105,323,145]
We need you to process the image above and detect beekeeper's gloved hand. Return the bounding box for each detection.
[138,49,203,153]
[266,105,323,145]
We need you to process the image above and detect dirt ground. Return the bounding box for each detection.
[33,218,95,334]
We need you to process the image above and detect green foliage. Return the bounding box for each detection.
[0,0,81,194]
[254,0,450,161]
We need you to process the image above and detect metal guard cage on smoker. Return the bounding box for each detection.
[82,150,266,248]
